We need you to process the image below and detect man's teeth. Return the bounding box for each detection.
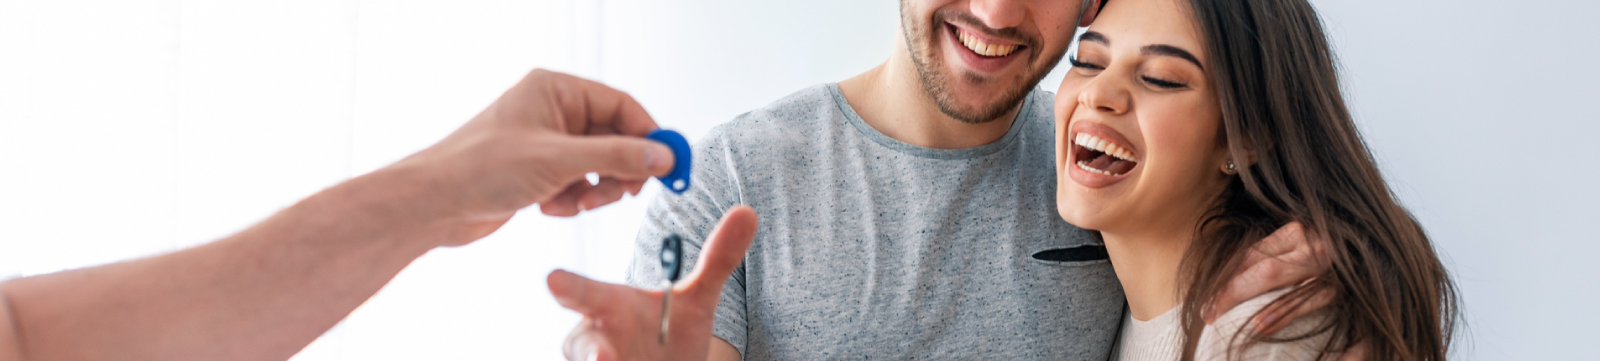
[957,29,1018,57]
[1074,133,1136,162]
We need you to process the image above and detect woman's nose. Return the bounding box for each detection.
[1077,74,1130,115]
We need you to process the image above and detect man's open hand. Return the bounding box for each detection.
[548,206,757,361]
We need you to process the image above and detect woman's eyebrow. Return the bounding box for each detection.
[1142,44,1204,70]
[1079,31,1109,44]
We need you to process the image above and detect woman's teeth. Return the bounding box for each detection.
[957,29,1018,57]
[1076,161,1116,176]
[1074,133,1137,176]
[1075,133,1135,161]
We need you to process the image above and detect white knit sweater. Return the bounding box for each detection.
[1110,288,1339,361]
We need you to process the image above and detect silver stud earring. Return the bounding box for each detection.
[1224,160,1237,174]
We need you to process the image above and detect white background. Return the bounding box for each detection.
[0,0,1594,359]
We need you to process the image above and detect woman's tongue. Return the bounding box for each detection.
[1087,153,1137,175]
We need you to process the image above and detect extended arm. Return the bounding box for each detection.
[0,69,674,361]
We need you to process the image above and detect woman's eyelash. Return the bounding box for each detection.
[1070,56,1188,89]
[1068,57,1104,70]
[1142,76,1188,89]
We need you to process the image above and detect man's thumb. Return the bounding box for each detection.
[681,206,758,301]
[551,135,675,181]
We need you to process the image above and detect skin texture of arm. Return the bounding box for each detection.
[0,69,675,361]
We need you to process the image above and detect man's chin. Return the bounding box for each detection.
[935,92,1024,123]
[928,67,1041,123]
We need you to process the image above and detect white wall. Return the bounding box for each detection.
[1311,1,1600,359]
[0,0,1593,360]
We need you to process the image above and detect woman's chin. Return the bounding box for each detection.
[1056,183,1115,231]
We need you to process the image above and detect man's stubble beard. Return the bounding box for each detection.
[899,1,1064,125]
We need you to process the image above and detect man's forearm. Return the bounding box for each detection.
[0,166,452,361]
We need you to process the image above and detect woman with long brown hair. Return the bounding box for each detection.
[1054,0,1458,359]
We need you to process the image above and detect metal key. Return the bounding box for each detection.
[658,234,685,344]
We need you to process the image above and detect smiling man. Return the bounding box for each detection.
[548,0,1336,360]
[632,1,1116,358]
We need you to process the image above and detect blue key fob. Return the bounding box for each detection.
[646,129,692,194]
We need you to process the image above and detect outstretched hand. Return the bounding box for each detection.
[548,206,758,361]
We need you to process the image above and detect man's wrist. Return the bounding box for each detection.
[298,163,460,251]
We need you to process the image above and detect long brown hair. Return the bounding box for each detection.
[1130,0,1464,360]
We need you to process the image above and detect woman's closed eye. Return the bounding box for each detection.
[1068,56,1104,71]
[1141,75,1188,89]
[1071,56,1190,90]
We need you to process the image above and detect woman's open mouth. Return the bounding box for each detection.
[1072,132,1138,176]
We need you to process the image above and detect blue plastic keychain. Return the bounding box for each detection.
[645,128,690,344]
[646,129,692,194]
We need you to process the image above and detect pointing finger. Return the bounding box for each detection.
[680,206,759,302]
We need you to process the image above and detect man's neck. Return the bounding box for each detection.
[836,42,1023,150]
[1101,229,1193,321]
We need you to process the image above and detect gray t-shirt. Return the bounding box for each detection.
[626,83,1124,360]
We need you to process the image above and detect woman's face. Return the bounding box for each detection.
[1054,0,1232,236]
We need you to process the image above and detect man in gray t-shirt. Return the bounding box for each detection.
[618,0,1120,358]
[630,0,1110,359]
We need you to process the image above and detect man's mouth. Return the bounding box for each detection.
[1072,132,1138,176]
[952,25,1021,58]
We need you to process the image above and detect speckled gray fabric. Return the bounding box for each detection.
[626,83,1124,360]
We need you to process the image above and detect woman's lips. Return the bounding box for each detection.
[1066,121,1140,189]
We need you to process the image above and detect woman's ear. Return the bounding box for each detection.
[1078,0,1102,27]
[1219,139,1259,175]
[1233,145,1259,169]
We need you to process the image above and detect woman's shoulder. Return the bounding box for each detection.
[1197,288,1339,361]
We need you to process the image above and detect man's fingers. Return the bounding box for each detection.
[681,206,759,300]
[546,136,674,182]
[538,70,658,137]
[540,181,591,217]
[1209,254,1327,323]
[1251,222,1308,259]
[1253,286,1335,335]
[548,269,627,317]
[577,177,627,211]
[1208,222,1327,323]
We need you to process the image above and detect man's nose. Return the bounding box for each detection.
[969,0,1026,30]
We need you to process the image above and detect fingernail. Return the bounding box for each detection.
[644,144,673,173]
